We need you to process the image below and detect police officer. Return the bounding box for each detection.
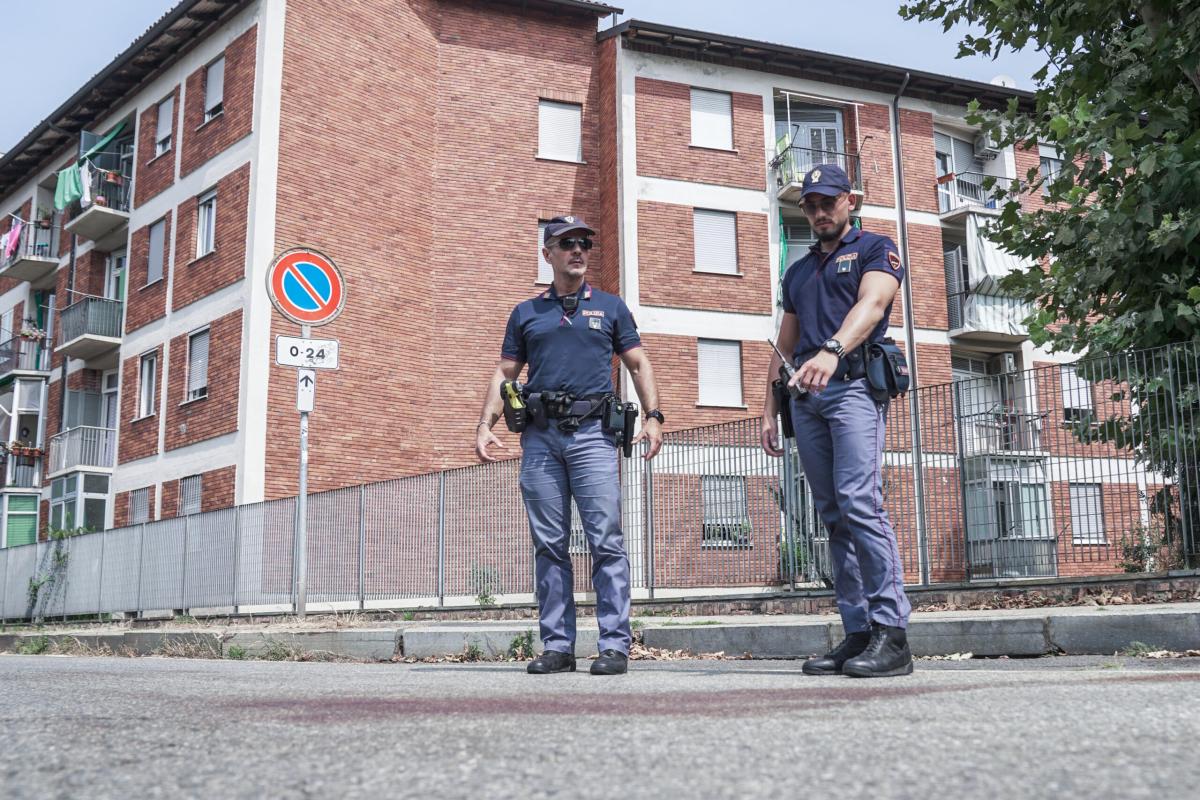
[762,165,913,678]
[476,215,664,676]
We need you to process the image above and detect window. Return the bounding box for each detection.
[1070,483,1105,545]
[690,88,733,150]
[180,475,202,516]
[1039,144,1063,197]
[1061,363,1094,423]
[138,351,157,418]
[147,219,166,285]
[186,328,210,402]
[536,221,553,284]
[155,96,173,156]
[50,475,108,533]
[702,476,751,547]
[537,100,582,163]
[196,190,216,258]
[693,209,738,275]
[204,57,225,122]
[129,487,150,525]
[697,339,743,407]
[4,495,38,547]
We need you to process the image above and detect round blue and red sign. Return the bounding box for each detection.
[267,248,346,326]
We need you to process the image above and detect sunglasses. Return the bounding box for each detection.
[800,195,845,215]
[550,237,594,251]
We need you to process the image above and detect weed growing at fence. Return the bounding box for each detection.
[17,636,49,655]
[1120,641,1156,658]
[507,631,535,660]
[226,644,247,660]
[155,636,221,659]
[261,639,303,661]
[469,563,501,608]
[463,640,484,661]
[402,611,416,622]
[173,615,198,626]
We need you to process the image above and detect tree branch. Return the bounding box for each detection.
[1141,2,1200,96]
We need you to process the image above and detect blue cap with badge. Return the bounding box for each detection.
[801,164,852,198]
[543,215,596,243]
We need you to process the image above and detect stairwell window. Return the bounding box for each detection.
[702,475,752,547]
[204,56,225,122]
[537,100,582,163]
[697,339,743,407]
[138,351,157,419]
[180,474,202,516]
[129,487,150,525]
[196,190,216,258]
[1060,363,1094,423]
[154,96,173,157]
[690,88,733,150]
[186,328,209,402]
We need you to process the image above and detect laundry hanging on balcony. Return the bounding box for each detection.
[54,164,83,210]
[965,213,1028,293]
[3,218,21,259]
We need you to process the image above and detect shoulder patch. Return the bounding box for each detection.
[887,251,902,271]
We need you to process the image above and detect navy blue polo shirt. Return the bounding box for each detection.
[781,228,904,361]
[502,282,642,396]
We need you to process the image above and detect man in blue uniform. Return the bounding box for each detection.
[476,215,664,676]
[761,165,913,678]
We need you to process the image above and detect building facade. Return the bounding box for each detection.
[0,0,1141,581]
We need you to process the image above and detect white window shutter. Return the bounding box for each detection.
[180,475,202,516]
[147,220,165,285]
[188,330,210,400]
[697,339,743,406]
[1060,364,1093,412]
[693,209,738,274]
[690,88,733,150]
[1069,484,1104,544]
[139,354,156,418]
[538,100,582,162]
[537,222,553,284]
[156,97,173,145]
[205,57,225,114]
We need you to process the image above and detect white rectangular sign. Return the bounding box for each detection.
[276,336,340,370]
[297,369,316,413]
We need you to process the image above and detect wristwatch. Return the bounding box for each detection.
[821,338,845,358]
[645,409,665,425]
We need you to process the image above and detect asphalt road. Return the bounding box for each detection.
[2,655,1198,799]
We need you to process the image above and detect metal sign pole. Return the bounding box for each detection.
[296,323,311,618]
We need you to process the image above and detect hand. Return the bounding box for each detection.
[760,415,784,457]
[794,350,840,394]
[475,425,505,463]
[631,418,663,460]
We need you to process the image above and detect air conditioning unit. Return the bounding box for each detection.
[973,132,1001,160]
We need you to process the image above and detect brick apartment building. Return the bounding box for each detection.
[0,0,1139,582]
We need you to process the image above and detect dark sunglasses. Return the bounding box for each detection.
[551,237,594,251]
[800,194,845,215]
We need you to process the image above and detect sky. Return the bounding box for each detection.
[0,0,1047,154]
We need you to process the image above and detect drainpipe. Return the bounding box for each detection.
[890,73,931,586]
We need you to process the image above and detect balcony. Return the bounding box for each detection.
[0,336,52,379]
[947,289,1032,343]
[1,452,43,489]
[48,426,116,476]
[937,171,1015,223]
[55,297,122,364]
[64,168,131,249]
[957,410,1045,458]
[0,221,60,287]
[771,146,864,205]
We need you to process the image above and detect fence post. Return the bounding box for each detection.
[358,484,366,611]
[644,451,656,600]
[1168,345,1195,562]
[96,530,106,620]
[180,515,189,614]
[780,436,797,591]
[437,471,446,607]
[136,522,145,617]
[1,548,8,621]
[231,506,241,614]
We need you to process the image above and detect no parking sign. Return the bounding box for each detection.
[267,248,346,327]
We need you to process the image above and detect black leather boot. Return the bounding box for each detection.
[527,650,576,674]
[589,649,629,675]
[842,623,913,678]
[801,631,872,675]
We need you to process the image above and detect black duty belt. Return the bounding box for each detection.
[796,347,868,381]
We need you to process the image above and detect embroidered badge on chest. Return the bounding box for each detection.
[835,252,858,274]
[589,317,602,331]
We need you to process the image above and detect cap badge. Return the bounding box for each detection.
[810,169,822,183]
[565,215,575,223]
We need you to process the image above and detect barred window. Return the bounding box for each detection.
[701,475,751,547]
[129,487,150,525]
[180,475,202,516]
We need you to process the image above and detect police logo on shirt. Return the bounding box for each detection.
[582,309,605,318]
[589,317,602,331]
[835,252,858,274]
[887,251,902,271]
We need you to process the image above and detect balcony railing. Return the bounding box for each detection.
[771,146,863,204]
[947,289,1031,341]
[937,171,1016,216]
[2,453,42,489]
[957,410,1045,457]
[0,336,52,376]
[0,220,60,284]
[56,296,123,361]
[63,168,132,246]
[48,426,116,475]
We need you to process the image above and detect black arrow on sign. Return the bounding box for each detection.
[300,374,315,388]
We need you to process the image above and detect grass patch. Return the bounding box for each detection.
[1120,641,1156,658]
[16,636,50,655]
[507,631,535,660]
[226,644,247,660]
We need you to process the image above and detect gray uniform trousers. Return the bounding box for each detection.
[519,419,632,655]
[791,377,912,631]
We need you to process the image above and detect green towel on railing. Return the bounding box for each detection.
[54,165,83,210]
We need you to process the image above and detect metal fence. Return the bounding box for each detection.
[3,343,1200,621]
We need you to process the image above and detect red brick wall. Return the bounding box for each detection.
[636,201,772,314]
[113,484,157,528]
[180,25,257,177]
[126,213,171,332]
[856,218,906,331]
[899,109,939,214]
[160,479,179,519]
[134,86,180,207]
[164,310,242,451]
[638,334,772,430]
[593,37,620,296]
[52,249,110,373]
[635,77,766,191]
[172,163,249,311]
[118,345,163,464]
[857,103,895,208]
[160,465,237,518]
